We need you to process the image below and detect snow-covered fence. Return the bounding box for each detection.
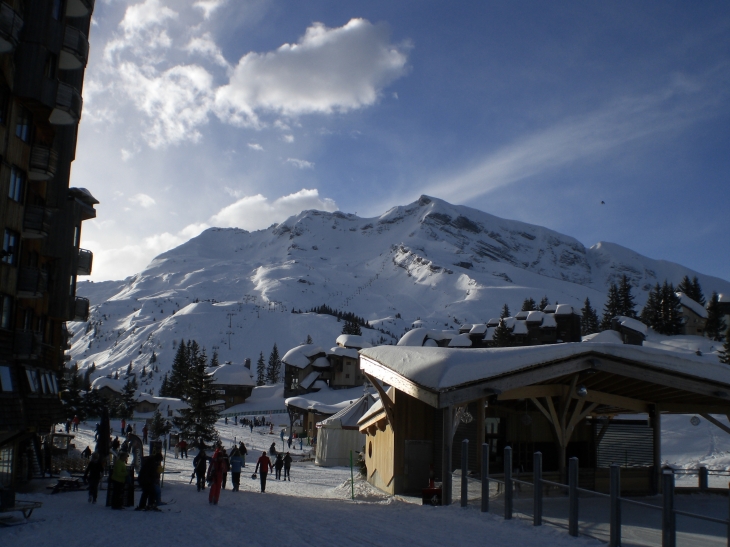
[458,443,730,547]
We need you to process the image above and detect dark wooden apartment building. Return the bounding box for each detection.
[0,0,96,493]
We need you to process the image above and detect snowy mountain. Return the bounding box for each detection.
[71,195,730,391]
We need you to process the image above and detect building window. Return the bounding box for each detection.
[8,166,25,202]
[0,366,12,392]
[73,225,81,247]
[25,369,39,393]
[15,106,32,143]
[345,374,350,379]
[0,446,13,487]
[0,295,11,329]
[52,0,64,20]
[2,230,19,265]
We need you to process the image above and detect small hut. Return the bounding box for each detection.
[315,393,377,467]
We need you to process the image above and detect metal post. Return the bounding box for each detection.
[442,407,453,506]
[481,443,489,513]
[461,439,469,507]
[662,471,676,547]
[652,407,662,495]
[533,451,542,526]
[504,446,513,520]
[727,481,730,547]
[609,464,621,547]
[699,466,708,491]
[569,457,579,537]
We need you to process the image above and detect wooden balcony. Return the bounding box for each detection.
[29,145,58,181]
[0,3,23,54]
[49,83,82,125]
[72,296,90,322]
[22,205,53,239]
[13,330,41,359]
[59,26,89,70]
[77,248,93,275]
[66,0,95,18]
[16,267,48,298]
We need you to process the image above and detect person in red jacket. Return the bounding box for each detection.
[208,446,229,505]
[254,451,272,492]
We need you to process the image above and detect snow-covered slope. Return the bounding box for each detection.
[72,196,730,392]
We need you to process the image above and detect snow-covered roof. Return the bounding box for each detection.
[526,311,544,324]
[317,393,378,430]
[311,356,331,369]
[448,333,472,347]
[487,318,500,327]
[360,343,730,393]
[719,294,729,303]
[336,334,372,349]
[541,314,557,328]
[469,324,487,335]
[282,344,326,368]
[676,292,708,319]
[512,320,528,335]
[398,328,456,347]
[614,316,648,336]
[210,363,255,386]
[555,304,577,316]
[328,346,360,359]
[514,311,529,320]
[286,385,369,415]
[300,371,321,390]
[484,327,496,340]
[543,304,558,313]
[358,387,392,425]
[91,376,124,392]
[583,330,624,344]
[504,317,516,329]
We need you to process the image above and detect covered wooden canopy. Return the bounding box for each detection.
[358,343,730,501]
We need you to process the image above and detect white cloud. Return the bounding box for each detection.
[129,193,156,207]
[248,143,264,151]
[193,0,227,20]
[282,134,294,143]
[214,18,410,126]
[210,188,336,231]
[184,33,229,68]
[286,158,314,169]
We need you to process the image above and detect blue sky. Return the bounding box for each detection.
[75,1,730,283]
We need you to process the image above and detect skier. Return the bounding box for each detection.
[208,446,229,505]
[110,451,129,510]
[239,441,248,467]
[283,452,292,481]
[254,451,272,493]
[274,453,284,480]
[229,448,243,491]
[193,449,210,492]
[83,452,104,504]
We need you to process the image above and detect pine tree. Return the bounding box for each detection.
[500,304,510,319]
[640,284,662,330]
[705,292,727,341]
[618,275,637,318]
[266,344,281,384]
[168,339,190,399]
[118,378,137,420]
[126,363,132,376]
[539,296,550,311]
[150,351,157,364]
[149,409,172,440]
[342,320,362,336]
[159,373,170,397]
[306,334,313,344]
[581,298,599,336]
[174,352,220,447]
[492,319,513,347]
[63,363,84,418]
[82,388,105,419]
[658,281,684,335]
[209,348,219,369]
[256,352,266,386]
[677,275,706,306]
[600,283,622,331]
[521,298,537,312]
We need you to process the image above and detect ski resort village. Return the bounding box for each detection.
[2,2,730,546]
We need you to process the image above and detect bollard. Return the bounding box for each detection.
[699,467,708,491]
[609,464,621,547]
[568,457,579,537]
[533,452,542,526]
[662,471,676,547]
[504,446,513,520]
[481,443,489,513]
[461,439,469,508]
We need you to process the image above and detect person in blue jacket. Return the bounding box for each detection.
[229,448,243,491]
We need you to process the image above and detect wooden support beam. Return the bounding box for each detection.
[545,397,563,447]
[499,385,566,400]
[700,413,730,436]
[500,383,650,413]
[530,397,552,423]
[360,357,438,407]
[363,372,396,432]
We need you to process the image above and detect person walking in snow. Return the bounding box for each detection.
[269,441,277,457]
[179,439,188,458]
[229,448,243,491]
[208,446,229,505]
[283,452,292,481]
[136,452,163,511]
[193,449,210,492]
[238,441,248,467]
[274,453,284,480]
[110,451,129,510]
[83,452,104,504]
[220,444,230,490]
[254,451,272,493]
[249,422,253,434]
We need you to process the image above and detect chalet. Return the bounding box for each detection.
[675,292,707,336]
[209,363,255,408]
[610,316,647,345]
[90,376,124,406]
[0,0,97,493]
[282,344,329,398]
[132,394,188,417]
[357,341,730,501]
